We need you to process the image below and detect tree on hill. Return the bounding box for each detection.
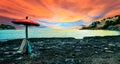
[88,21,100,28]
[102,20,113,29]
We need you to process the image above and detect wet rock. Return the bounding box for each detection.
[0,58,4,61]
[4,52,10,55]
[13,47,19,50]
[16,57,23,60]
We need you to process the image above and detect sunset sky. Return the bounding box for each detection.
[0,0,120,29]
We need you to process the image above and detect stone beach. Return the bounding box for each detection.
[0,36,120,64]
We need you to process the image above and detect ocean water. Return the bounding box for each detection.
[0,29,120,41]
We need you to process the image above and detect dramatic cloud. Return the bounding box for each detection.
[0,0,120,29]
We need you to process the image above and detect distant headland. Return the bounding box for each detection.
[0,24,15,30]
[82,15,120,30]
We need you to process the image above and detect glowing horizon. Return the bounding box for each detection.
[0,0,120,29]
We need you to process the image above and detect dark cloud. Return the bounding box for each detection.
[0,16,14,23]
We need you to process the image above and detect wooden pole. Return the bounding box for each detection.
[25,16,28,40]
[25,25,28,39]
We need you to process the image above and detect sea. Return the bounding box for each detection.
[0,29,120,41]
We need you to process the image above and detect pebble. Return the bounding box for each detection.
[13,47,19,50]
[16,57,23,60]
[4,52,10,54]
[0,58,4,61]
[104,47,109,50]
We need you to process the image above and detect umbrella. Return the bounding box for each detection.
[12,16,40,54]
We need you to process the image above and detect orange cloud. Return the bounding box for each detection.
[0,0,120,23]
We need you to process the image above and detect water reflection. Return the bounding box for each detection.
[0,29,120,40]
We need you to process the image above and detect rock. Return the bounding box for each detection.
[104,47,109,50]
[13,47,19,50]
[105,50,114,53]
[0,58,4,61]
[4,52,10,54]
[108,43,116,46]
[16,57,23,60]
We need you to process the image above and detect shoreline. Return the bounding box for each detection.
[1,35,120,42]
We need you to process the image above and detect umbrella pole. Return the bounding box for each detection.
[25,25,29,55]
[25,25,28,40]
[25,16,28,40]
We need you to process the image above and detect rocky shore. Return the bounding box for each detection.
[0,36,120,64]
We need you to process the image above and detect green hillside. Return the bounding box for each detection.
[82,15,120,30]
